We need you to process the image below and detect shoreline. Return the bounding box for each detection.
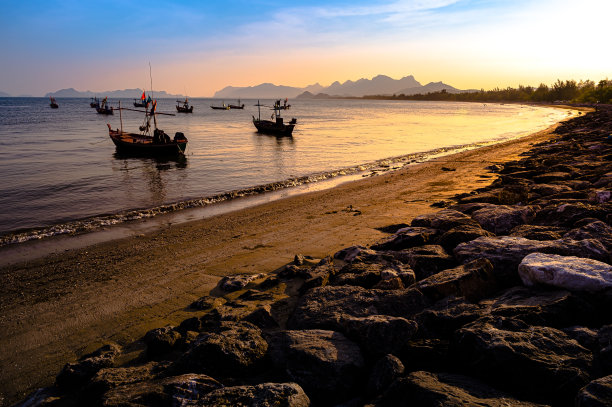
[0,119,571,404]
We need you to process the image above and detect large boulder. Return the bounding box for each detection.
[173,321,268,376]
[367,354,405,397]
[288,285,430,332]
[373,371,548,406]
[415,297,485,338]
[411,209,480,231]
[218,273,265,292]
[391,245,456,280]
[509,224,567,241]
[575,375,612,407]
[436,224,494,252]
[87,361,168,396]
[56,343,122,390]
[143,326,182,357]
[454,236,609,286]
[416,258,497,302]
[518,253,612,292]
[267,329,365,404]
[341,314,418,357]
[371,227,439,251]
[101,374,222,406]
[452,316,592,403]
[533,203,608,227]
[192,382,310,407]
[565,221,612,251]
[471,204,536,235]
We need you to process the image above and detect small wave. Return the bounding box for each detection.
[0,140,493,247]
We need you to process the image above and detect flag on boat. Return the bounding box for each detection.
[140,91,146,100]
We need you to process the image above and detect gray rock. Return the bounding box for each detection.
[242,304,279,329]
[437,224,494,252]
[533,202,608,227]
[342,314,418,356]
[416,258,497,302]
[533,171,572,183]
[193,382,310,407]
[373,371,548,406]
[174,321,267,376]
[471,204,536,235]
[366,355,405,397]
[219,273,265,292]
[530,183,573,196]
[56,343,121,389]
[371,227,439,251]
[391,245,456,280]
[575,375,612,407]
[334,245,376,262]
[518,253,612,292]
[565,220,612,250]
[144,326,182,357]
[267,329,365,404]
[88,361,168,396]
[509,224,567,241]
[415,297,485,338]
[452,316,592,403]
[411,209,480,231]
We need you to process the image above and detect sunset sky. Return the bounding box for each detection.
[1,0,609,97]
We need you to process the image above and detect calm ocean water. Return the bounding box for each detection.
[0,97,569,245]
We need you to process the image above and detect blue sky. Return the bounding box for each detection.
[1,0,609,96]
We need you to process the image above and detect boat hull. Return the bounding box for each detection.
[176,106,193,113]
[108,126,187,156]
[97,107,114,115]
[253,118,295,136]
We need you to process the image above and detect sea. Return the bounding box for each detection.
[0,97,571,248]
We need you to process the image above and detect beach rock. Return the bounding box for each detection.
[533,171,572,183]
[288,285,430,332]
[392,245,456,280]
[267,329,365,404]
[173,321,267,376]
[416,258,497,302]
[411,209,480,231]
[454,236,609,286]
[333,245,376,262]
[457,190,502,204]
[373,371,548,407]
[371,227,439,251]
[144,326,182,357]
[400,339,451,372]
[534,202,608,227]
[518,253,612,292]
[87,361,168,396]
[56,343,121,389]
[565,220,612,250]
[100,374,222,407]
[342,314,418,356]
[218,273,265,292]
[189,295,226,310]
[242,304,279,329]
[530,183,573,196]
[436,224,494,252]
[331,268,382,288]
[452,316,592,403]
[589,190,612,204]
[366,355,405,397]
[482,286,596,328]
[575,375,612,407]
[299,261,336,293]
[191,382,310,407]
[563,326,600,351]
[471,204,536,235]
[415,297,485,338]
[509,224,567,240]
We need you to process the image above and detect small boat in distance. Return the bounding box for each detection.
[210,102,229,110]
[277,98,291,110]
[176,97,193,113]
[96,97,114,115]
[252,100,296,136]
[107,100,187,156]
[228,99,245,109]
[49,97,59,108]
[133,91,149,108]
[90,97,99,108]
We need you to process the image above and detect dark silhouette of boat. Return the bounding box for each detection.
[228,99,245,109]
[107,101,187,156]
[176,98,193,113]
[96,97,114,115]
[210,102,229,110]
[252,100,296,136]
[49,97,59,108]
[133,91,150,108]
[90,97,99,108]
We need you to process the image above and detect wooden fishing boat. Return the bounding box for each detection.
[176,98,193,113]
[107,101,187,156]
[134,91,149,108]
[90,97,99,108]
[210,102,229,110]
[96,97,114,115]
[252,100,296,136]
[228,99,245,109]
[49,97,59,108]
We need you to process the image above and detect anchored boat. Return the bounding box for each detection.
[252,100,296,136]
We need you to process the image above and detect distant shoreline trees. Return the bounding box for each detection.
[363,79,612,104]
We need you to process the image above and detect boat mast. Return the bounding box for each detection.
[119,100,123,133]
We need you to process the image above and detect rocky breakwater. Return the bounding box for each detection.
[18,108,612,406]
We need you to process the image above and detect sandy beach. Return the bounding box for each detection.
[0,119,575,405]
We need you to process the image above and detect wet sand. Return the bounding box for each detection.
[0,121,572,405]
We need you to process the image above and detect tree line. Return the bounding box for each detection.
[365,79,612,104]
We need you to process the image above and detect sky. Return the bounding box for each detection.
[0,0,610,97]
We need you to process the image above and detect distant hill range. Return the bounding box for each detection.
[0,91,12,97]
[214,75,476,99]
[44,88,183,98]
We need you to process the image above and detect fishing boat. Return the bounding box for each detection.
[252,100,296,136]
[107,100,187,156]
[49,97,59,108]
[176,97,193,113]
[228,99,245,109]
[96,97,114,115]
[90,97,99,108]
[210,102,229,110]
[277,98,291,110]
[133,91,149,108]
